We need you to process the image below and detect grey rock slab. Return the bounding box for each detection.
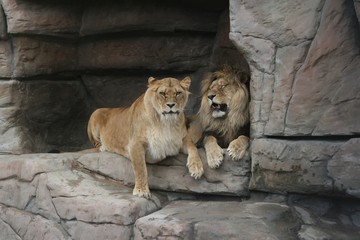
[81,1,218,35]
[134,200,300,240]
[77,150,251,196]
[251,138,360,198]
[0,204,71,240]
[64,221,132,240]
[1,0,81,36]
[0,153,79,181]
[47,170,163,225]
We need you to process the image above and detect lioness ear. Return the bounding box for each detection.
[148,77,156,85]
[180,76,191,90]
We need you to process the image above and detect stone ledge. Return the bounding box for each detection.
[250,138,360,198]
[77,149,251,197]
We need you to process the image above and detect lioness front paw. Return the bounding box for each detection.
[133,186,151,199]
[227,136,249,161]
[206,144,224,168]
[187,156,204,179]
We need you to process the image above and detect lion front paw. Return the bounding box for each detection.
[227,136,249,161]
[206,144,224,168]
[187,155,204,179]
[133,185,151,199]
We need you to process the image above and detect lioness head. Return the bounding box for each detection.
[201,66,249,119]
[145,76,191,120]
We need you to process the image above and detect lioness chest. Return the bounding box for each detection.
[145,123,185,163]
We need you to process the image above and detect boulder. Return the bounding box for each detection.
[77,150,251,196]
[1,0,81,36]
[134,200,300,240]
[78,36,213,72]
[230,0,360,137]
[250,138,360,198]
[12,37,77,78]
[81,1,218,36]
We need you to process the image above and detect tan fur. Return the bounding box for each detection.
[88,77,204,198]
[189,65,250,168]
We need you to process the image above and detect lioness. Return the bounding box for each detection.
[87,76,204,198]
[189,65,250,168]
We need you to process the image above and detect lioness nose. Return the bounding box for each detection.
[208,95,215,100]
[167,103,175,108]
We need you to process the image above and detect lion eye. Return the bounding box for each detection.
[176,91,182,96]
[159,92,166,97]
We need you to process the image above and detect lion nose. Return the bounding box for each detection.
[208,95,215,100]
[167,103,175,108]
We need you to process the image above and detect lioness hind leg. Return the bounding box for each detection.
[227,135,249,160]
[204,136,224,168]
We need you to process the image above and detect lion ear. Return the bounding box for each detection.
[180,76,191,90]
[148,77,156,86]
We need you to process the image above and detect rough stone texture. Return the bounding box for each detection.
[230,0,360,137]
[12,37,77,78]
[78,36,213,72]
[0,5,7,40]
[135,200,300,240]
[0,41,11,77]
[77,150,251,196]
[0,0,220,153]
[250,138,360,198]
[0,79,91,153]
[1,0,81,36]
[353,0,360,25]
[81,1,219,36]
[0,153,360,239]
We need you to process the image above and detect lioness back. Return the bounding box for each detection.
[87,105,135,158]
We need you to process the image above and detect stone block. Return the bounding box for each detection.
[12,37,77,78]
[0,6,7,39]
[0,41,11,77]
[0,204,71,240]
[77,150,251,197]
[0,153,77,181]
[230,0,323,46]
[81,1,218,35]
[64,221,132,240]
[1,0,81,36]
[134,201,300,240]
[250,138,360,198]
[78,36,213,72]
[285,0,360,136]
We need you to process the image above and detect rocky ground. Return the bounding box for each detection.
[0,152,359,240]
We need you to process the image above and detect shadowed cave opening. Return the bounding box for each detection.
[2,0,251,153]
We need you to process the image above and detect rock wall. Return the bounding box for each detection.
[0,0,226,153]
[230,0,360,198]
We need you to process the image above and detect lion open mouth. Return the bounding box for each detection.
[211,102,228,112]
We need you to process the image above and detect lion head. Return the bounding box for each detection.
[145,76,191,121]
[198,65,250,144]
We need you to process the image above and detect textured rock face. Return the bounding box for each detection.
[134,201,300,240]
[0,0,222,153]
[77,151,251,197]
[230,0,360,197]
[230,0,360,137]
[1,153,359,240]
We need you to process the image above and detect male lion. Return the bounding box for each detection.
[87,76,204,198]
[188,65,250,168]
